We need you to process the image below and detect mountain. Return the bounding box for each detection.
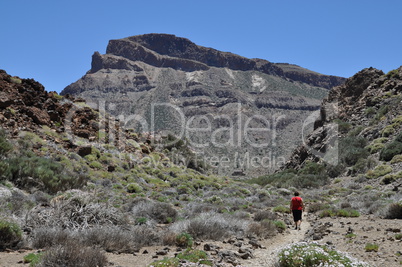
[61,33,346,176]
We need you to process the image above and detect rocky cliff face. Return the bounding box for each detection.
[62,34,346,176]
[284,66,402,172]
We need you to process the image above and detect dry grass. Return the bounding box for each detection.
[36,241,107,267]
[32,225,162,252]
[130,200,178,224]
[254,210,277,221]
[247,220,277,238]
[170,212,250,240]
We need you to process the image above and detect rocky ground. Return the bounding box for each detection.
[2,213,400,267]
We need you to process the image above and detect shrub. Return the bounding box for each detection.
[385,203,402,219]
[5,156,87,193]
[366,164,392,179]
[273,220,286,232]
[382,174,396,184]
[36,241,107,267]
[365,243,379,252]
[150,249,211,267]
[386,69,400,79]
[391,154,402,163]
[380,142,402,161]
[345,233,357,239]
[395,132,402,143]
[254,210,277,221]
[366,142,385,154]
[89,161,103,169]
[27,197,126,229]
[176,249,211,265]
[131,200,178,224]
[135,217,147,225]
[0,129,12,157]
[171,212,249,241]
[337,209,360,217]
[364,107,376,117]
[247,220,277,238]
[32,228,72,249]
[319,209,336,218]
[80,226,147,253]
[373,105,389,122]
[273,205,289,213]
[127,183,142,193]
[278,242,370,266]
[0,220,22,249]
[381,125,395,137]
[308,203,330,213]
[339,137,369,166]
[175,232,193,248]
[23,252,42,266]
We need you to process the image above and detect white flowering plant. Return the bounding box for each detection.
[278,242,371,267]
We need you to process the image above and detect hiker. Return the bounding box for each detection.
[290,191,304,230]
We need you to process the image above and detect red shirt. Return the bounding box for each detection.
[291,196,303,210]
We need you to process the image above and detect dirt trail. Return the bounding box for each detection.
[241,213,311,267]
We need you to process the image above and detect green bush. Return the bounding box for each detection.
[308,203,330,213]
[127,183,142,193]
[366,142,385,154]
[380,141,402,161]
[381,171,402,185]
[373,105,389,122]
[176,249,211,265]
[386,69,400,79]
[0,129,13,157]
[89,161,103,169]
[337,209,360,217]
[135,217,147,225]
[366,164,392,179]
[24,252,42,266]
[273,206,289,213]
[319,209,336,218]
[365,243,379,252]
[381,125,395,137]
[391,154,402,163]
[364,107,376,116]
[0,220,22,249]
[395,132,402,143]
[339,137,369,166]
[278,242,369,266]
[176,232,193,248]
[149,249,212,267]
[5,156,87,193]
[273,220,286,232]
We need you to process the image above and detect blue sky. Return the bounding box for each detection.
[1,0,402,93]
